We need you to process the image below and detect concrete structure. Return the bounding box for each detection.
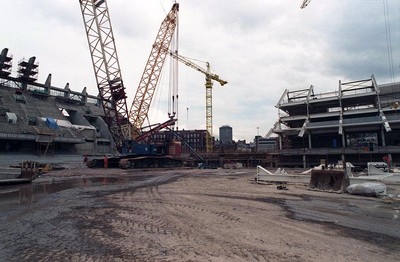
[219,125,233,144]
[268,75,400,168]
[0,48,113,156]
[256,165,311,184]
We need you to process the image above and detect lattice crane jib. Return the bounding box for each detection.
[129,3,179,135]
[301,0,312,9]
[79,0,130,148]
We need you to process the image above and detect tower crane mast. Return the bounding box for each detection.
[79,0,130,149]
[169,51,227,152]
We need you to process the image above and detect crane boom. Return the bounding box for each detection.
[169,51,227,152]
[79,0,130,149]
[128,3,179,136]
[301,0,312,9]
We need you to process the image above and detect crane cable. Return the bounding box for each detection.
[148,0,179,129]
[383,0,395,84]
[167,14,179,129]
[175,15,179,127]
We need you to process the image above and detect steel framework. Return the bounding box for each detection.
[79,0,130,148]
[128,3,179,135]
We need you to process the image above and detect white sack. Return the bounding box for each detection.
[347,182,387,197]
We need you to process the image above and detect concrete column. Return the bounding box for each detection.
[81,87,88,103]
[44,74,51,95]
[341,130,346,149]
[64,83,70,99]
[381,126,386,146]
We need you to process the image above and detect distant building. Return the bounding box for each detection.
[254,136,277,152]
[150,129,208,154]
[236,139,252,152]
[219,125,233,144]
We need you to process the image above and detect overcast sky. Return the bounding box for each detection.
[2,0,399,142]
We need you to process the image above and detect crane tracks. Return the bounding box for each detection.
[3,170,394,261]
[86,180,273,261]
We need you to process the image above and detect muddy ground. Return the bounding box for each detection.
[0,167,399,261]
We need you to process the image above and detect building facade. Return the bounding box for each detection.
[150,129,208,154]
[269,76,400,168]
[254,136,277,153]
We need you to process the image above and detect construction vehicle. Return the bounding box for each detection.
[79,1,182,168]
[168,51,227,152]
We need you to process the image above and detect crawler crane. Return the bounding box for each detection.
[79,1,181,167]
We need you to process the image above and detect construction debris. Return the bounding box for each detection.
[10,161,65,173]
[277,184,288,190]
[0,161,38,185]
[349,163,400,196]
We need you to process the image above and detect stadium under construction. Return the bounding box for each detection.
[0,47,267,167]
[1,47,400,169]
[269,76,400,168]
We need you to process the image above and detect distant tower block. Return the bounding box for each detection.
[0,48,13,77]
[219,125,233,144]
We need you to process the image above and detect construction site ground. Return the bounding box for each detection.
[1,166,400,261]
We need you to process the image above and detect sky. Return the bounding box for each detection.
[1,0,399,142]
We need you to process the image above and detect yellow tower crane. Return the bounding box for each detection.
[169,51,227,153]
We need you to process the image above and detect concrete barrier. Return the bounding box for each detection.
[256,165,311,184]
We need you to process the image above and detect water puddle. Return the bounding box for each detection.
[0,175,149,212]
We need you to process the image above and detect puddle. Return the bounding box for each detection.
[0,175,149,212]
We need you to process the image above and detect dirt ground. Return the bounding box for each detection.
[1,167,399,261]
